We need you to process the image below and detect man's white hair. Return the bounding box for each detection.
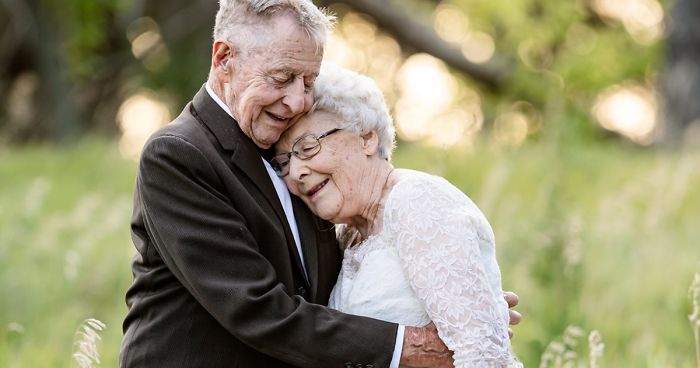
[311,63,396,160]
[213,0,335,54]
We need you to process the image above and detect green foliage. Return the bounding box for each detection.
[0,140,135,367]
[1,138,697,366]
[39,0,129,78]
[394,138,700,367]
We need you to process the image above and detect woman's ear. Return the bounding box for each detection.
[360,130,379,156]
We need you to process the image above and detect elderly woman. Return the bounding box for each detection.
[271,64,522,367]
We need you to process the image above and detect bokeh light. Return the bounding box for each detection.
[493,111,530,147]
[590,0,664,45]
[126,17,171,71]
[592,83,658,144]
[434,3,469,44]
[461,31,496,64]
[395,53,483,147]
[117,92,172,160]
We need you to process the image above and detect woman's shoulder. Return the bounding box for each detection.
[387,168,490,226]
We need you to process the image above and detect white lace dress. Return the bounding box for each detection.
[329,170,522,368]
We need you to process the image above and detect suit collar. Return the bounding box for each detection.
[192,85,240,151]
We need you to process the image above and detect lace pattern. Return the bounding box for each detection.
[330,169,521,367]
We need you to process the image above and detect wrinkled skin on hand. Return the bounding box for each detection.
[399,291,521,367]
[400,323,454,368]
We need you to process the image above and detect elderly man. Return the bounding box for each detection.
[120,1,517,367]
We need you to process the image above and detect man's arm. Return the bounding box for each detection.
[137,134,397,368]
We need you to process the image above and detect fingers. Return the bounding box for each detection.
[504,291,519,308]
[508,327,514,339]
[508,309,522,326]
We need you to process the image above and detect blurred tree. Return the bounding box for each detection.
[0,0,688,148]
[661,0,700,143]
[317,0,510,90]
[0,0,132,144]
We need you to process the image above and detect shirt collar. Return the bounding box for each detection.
[205,82,233,118]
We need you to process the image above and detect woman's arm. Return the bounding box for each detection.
[387,176,520,367]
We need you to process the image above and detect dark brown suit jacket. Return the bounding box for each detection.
[119,86,398,368]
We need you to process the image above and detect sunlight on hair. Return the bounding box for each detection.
[592,83,658,145]
[590,0,664,45]
[461,31,496,64]
[434,3,469,44]
[117,92,171,161]
[126,17,171,71]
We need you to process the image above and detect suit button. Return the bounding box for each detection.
[298,286,308,298]
[344,362,353,368]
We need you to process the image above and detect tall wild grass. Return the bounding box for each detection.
[1,138,699,367]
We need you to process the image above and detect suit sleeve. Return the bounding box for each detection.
[137,134,398,368]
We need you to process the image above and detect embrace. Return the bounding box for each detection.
[120,1,523,367]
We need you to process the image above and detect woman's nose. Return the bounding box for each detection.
[287,155,309,181]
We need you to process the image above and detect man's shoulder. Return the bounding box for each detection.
[144,103,213,152]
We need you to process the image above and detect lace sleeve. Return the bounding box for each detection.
[385,174,520,367]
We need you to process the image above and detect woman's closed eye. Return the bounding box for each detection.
[298,144,317,154]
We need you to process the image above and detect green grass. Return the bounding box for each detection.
[1,138,699,367]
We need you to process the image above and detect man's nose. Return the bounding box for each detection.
[282,78,306,114]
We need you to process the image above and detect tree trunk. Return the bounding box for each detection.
[660,0,700,143]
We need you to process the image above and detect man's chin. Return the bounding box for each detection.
[251,132,283,149]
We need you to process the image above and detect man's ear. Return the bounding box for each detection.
[361,130,380,156]
[212,40,236,75]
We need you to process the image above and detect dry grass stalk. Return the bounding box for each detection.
[71,318,106,368]
[690,267,700,368]
[588,330,605,368]
[539,325,584,368]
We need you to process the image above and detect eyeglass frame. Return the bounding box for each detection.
[269,128,343,177]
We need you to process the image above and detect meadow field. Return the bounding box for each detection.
[1,138,699,367]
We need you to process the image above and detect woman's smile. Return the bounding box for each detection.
[306,178,329,199]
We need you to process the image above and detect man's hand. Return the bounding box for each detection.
[399,323,453,368]
[504,291,521,339]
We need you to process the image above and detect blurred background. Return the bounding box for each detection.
[1,0,699,367]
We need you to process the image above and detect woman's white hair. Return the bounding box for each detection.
[311,63,396,160]
[213,0,335,54]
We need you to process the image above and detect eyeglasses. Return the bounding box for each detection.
[270,128,342,177]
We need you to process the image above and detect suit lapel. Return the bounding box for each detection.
[190,85,309,284]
